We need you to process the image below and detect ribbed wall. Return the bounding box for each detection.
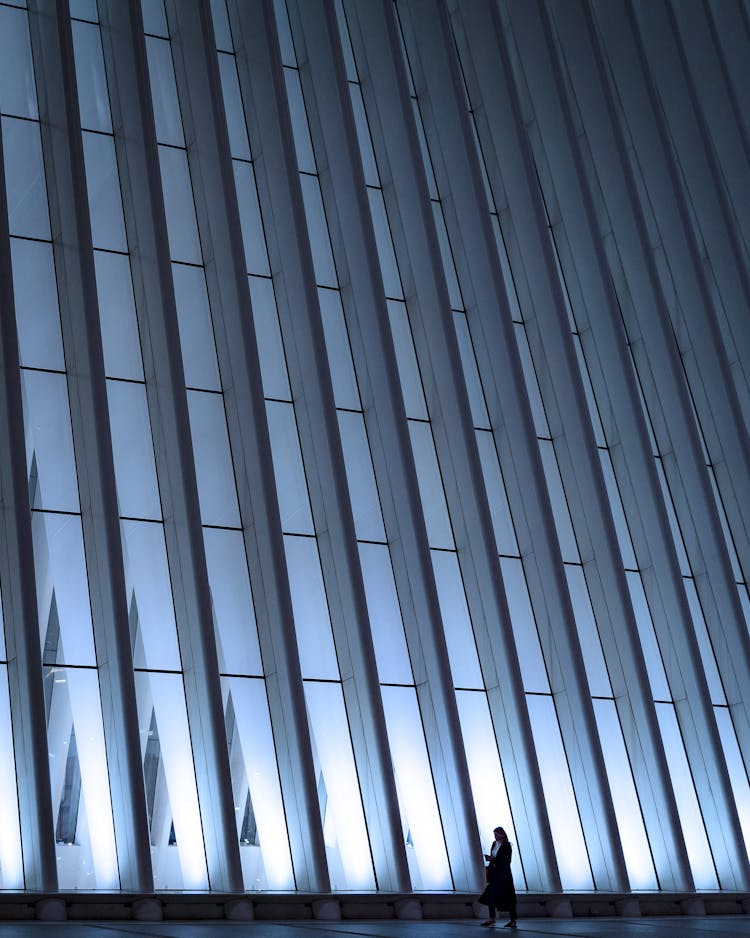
[0,0,748,895]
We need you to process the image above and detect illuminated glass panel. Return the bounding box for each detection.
[204,528,262,677]
[33,512,96,667]
[593,698,657,889]
[527,694,593,890]
[305,681,375,890]
[381,685,452,890]
[11,239,64,371]
[358,542,412,685]
[499,557,549,694]
[430,550,482,689]
[0,665,23,888]
[22,370,79,513]
[2,116,49,238]
[655,702,718,889]
[0,6,37,119]
[45,666,119,889]
[136,670,209,890]
[284,535,339,681]
[222,677,294,890]
[456,689,525,888]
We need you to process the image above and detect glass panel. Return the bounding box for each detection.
[172,263,221,390]
[493,218,522,322]
[655,702,718,889]
[526,694,593,890]
[222,677,294,889]
[300,174,337,288]
[265,401,314,534]
[0,664,24,888]
[513,322,550,438]
[0,6,37,119]
[248,275,291,402]
[571,333,605,447]
[22,370,79,513]
[70,0,99,21]
[707,467,743,583]
[430,550,482,689]
[592,698,658,889]
[272,0,296,66]
[83,132,127,251]
[318,288,359,411]
[349,83,378,188]
[204,528,262,676]
[210,0,233,52]
[456,689,525,889]
[626,571,671,701]
[135,670,209,890]
[186,390,241,528]
[367,188,401,299]
[598,449,638,570]
[233,160,270,276]
[412,100,438,200]
[158,145,202,264]
[33,512,96,667]
[107,380,162,520]
[305,681,375,890]
[333,0,357,81]
[408,420,454,550]
[739,585,750,636]
[2,116,50,239]
[539,439,579,563]
[564,565,611,698]
[431,202,462,310]
[453,312,490,429]
[475,430,518,557]
[121,520,181,671]
[683,578,725,704]
[387,300,428,420]
[146,37,184,147]
[284,67,316,175]
[141,0,168,37]
[283,535,339,680]
[381,685,452,890]
[654,457,691,576]
[714,707,750,849]
[94,251,144,381]
[0,586,5,661]
[217,53,250,160]
[72,20,112,133]
[45,666,119,889]
[499,557,549,693]
[11,238,64,371]
[358,542,412,685]
[337,410,386,543]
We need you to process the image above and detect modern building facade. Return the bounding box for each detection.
[0,0,748,900]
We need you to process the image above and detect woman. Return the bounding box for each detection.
[479,826,516,928]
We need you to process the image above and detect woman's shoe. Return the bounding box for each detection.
[503,921,516,928]
[480,920,496,927]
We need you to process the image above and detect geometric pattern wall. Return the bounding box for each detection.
[0,0,748,896]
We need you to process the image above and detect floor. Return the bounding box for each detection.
[0,919,749,937]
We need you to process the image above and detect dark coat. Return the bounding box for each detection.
[479,841,515,910]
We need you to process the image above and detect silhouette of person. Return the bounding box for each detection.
[479,826,517,928]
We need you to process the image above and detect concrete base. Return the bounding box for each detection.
[0,890,742,922]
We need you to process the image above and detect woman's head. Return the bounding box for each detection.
[494,826,507,843]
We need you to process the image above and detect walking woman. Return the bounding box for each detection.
[479,826,516,928]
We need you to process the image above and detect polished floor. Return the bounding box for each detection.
[0,919,749,937]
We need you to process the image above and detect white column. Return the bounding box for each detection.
[27,0,153,891]
[97,0,243,892]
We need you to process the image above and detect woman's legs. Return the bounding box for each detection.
[481,902,496,925]
[506,894,517,926]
